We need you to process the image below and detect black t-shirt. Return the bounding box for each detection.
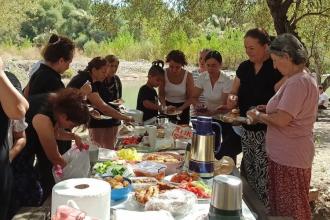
[67,71,92,89]
[137,84,159,121]
[67,71,121,128]
[0,105,11,219]
[28,63,64,97]
[236,58,282,131]
[5,71,22,93]
[11,94,56,200]
[103,75,122,101]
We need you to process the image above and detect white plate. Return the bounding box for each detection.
[92,114,112,120]
[164,110,183,116]
[109,101,124,106]
[90,111,112,120]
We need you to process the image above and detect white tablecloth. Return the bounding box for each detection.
[111,194,256,220]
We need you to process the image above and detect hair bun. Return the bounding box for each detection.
[48,34,60,44]
[152,60,164,68]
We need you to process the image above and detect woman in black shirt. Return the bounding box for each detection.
[137,60,165,121]
[67,57,133,149]
[11,88,89,209]
[102,55,123,146]
[0,58,29,220]
[24,34,74,97]
[23,34,87,155]
[227,28,284,207]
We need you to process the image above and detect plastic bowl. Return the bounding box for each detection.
[103,176,132,201]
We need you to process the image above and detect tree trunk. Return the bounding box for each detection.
[266,0,303,44]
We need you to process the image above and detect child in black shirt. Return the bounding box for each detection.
[137,60,165,121]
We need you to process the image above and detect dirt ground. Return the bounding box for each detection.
[311,110,330,219]
[234,110,330,220]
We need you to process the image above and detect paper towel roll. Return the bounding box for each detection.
[52,178,111,220]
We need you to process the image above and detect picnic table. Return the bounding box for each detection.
[13,172,256,220]
[12,133,291,220]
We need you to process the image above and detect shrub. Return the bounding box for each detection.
[62,67,75,79]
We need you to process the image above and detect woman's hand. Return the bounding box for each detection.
[256,105,267,113]
[123,115,134,123]
[216,105,231,114]
[246,109,260,124]
[73,134,84,149]
[80,81,92,97]
[227,94,238,109]
[59,159,67,168]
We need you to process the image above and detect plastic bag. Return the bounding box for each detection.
[165,122,192,139]
[52,200,99,220]
[53,147,90,183]
[144,189,197,216]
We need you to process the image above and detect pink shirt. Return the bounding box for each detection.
[266,70,318,168]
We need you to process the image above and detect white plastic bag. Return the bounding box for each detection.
[53,147,90,183]
[144,189,197,216]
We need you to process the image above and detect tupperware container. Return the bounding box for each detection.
[130,176,158,190]
[133,161,167,181]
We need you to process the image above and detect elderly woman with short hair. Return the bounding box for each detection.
[247,33,318,220]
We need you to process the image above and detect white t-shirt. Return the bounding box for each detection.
[191,69,207,104]
[164,70,188,103]
[319,92,329,107]
[195,72,233,112]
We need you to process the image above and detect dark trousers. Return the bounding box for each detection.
[0,164,13,220]
[165,101,190,125]
[214,120,242,163]
[318,105,327,110]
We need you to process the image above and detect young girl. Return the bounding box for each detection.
[137,60,165,122]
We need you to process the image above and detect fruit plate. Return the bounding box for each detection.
[163,174,211,201]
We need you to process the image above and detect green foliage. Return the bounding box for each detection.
[62,68,75,79]
[0,0,39,41]
[83,39,118,58]
[1,0,329,82]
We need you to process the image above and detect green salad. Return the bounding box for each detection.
[93,161,133,177]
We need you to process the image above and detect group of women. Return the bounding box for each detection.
[138,28,318,220]
[0,28,318,220]
[0,34,134,219]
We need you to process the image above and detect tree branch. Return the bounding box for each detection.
[293,7,330,25]
[283,0,294,11]
[289,0,301,24]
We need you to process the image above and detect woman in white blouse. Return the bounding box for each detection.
[193,50,232,116]
[192,50,242,162]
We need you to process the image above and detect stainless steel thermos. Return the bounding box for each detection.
[209,175,243,220]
